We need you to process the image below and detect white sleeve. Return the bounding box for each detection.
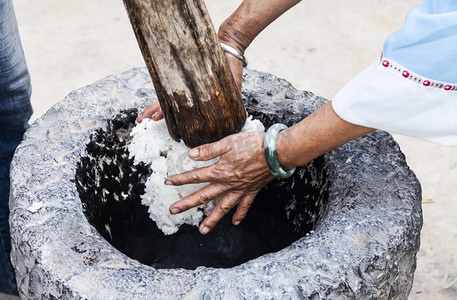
[332,60,457,146]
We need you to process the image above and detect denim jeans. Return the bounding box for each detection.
[0,0,33,294]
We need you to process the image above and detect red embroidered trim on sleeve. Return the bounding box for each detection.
[380,56,456,92]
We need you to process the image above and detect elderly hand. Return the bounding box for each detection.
[137,0,302,123]
[166,131,275,235]
[218,20,247,94]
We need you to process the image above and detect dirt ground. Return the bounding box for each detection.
[12,0,456,298]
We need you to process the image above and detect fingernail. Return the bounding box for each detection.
[188,148,199,158]
[200,226,210,235]
[151,112,158,120]
[170,208,180,214]
[233,221,241,226]
[164,179,173,185]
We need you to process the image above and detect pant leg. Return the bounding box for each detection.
[0,0,33,294]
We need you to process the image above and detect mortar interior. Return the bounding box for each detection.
[76,108,329,270]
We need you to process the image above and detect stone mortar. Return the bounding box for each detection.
[10,68,422,299]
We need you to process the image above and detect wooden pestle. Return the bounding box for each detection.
[123,0,247,148]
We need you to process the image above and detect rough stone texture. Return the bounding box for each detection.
[9,68,422,299]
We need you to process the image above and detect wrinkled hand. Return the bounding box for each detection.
[166,131,274,235]
[218,25,245,94]
[136,101,164,123]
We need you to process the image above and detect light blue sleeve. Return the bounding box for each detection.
[383,0,457,83]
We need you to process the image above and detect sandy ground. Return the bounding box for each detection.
[10,0,457,298]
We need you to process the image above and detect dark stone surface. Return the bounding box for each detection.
[9,68,422,299]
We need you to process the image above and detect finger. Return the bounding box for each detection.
[137,101,162,122]
[199,192,240,235]
[137,105,157,122]
[188,137,231,161]
[165,166,214,186]
[152,109,164,121]
[232,193,257,225]
[169,183,227,214]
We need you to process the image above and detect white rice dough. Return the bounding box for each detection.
[128,116,265,235]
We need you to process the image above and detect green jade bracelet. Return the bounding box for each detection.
[263,123,296,179]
